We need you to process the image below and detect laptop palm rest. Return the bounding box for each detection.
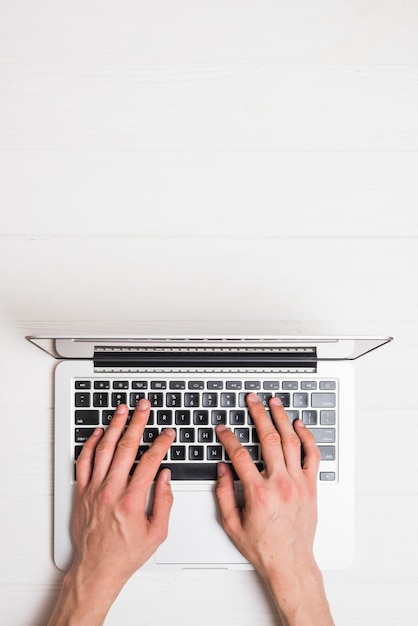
[154,488,248,566]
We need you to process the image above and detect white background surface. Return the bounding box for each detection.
[1,1,417,624]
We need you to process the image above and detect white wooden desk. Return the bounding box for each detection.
[1,2,417,624]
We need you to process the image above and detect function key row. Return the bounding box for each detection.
[75,379,337,391]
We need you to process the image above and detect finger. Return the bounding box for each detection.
[147,469,174,545]
[294,419,321,481]
[75,427,104,489]
[216,424,262,486]
[106,399,151,479]
[269,396,304,476]
[89,403,130,483]
[215,462,242,540]
[130,428,176,490]
[245,393,286,474]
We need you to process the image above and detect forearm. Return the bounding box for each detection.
[47,567,125,626]
[265,563,334,626]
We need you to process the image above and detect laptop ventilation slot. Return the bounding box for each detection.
[93,347,317,371]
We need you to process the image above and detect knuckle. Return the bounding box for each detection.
[230,446,250,465]
[117,437,136,452]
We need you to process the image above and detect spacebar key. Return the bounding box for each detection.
[160,463,218,480]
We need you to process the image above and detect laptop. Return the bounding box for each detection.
[27,334,392,571]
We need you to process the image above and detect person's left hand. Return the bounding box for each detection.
[48,399,175,626]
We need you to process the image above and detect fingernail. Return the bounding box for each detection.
[216,424,228,433]
[163,468,172,483]
[162,428,176,438]
[270,396,282,407]
[92,427,102,436]
[296,418,305,428]
[137,399,149,410]
[217,462,227,478]
[246,392,259,403]
[116,404,127,414]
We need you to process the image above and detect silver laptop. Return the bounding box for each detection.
[27,334,391,571]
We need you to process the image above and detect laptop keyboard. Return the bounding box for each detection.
[73,376,338,482]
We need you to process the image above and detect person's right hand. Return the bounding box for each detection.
[215,393,334,626]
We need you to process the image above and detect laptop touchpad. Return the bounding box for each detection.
[154,489,248,565]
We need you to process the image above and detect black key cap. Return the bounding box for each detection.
[312,393,336,408]
[75,445,83,459]
[130,392,146,407]
[169,381,186,389]
[166,392,182,407]
[151,381,167,390]
[189,446,204,461]
[198,428,213,442]
[136,445,150,460]
[75,428,96,443]
[211,410,227,425]
[75,410,99,425]
[185,392,200,407]
[226,381,242,390]
[159,463,220,480]
[102,409,114,425]
[132,381,148,389]
[75,393,90,407]
[207,445,223,460]
[94,380,110,389]
[229,410,245,425]
[245,381,261,390]
[111,392,127,407]
[157,410,173,425]
[245,445,260,460]
[193,410,209,425]
[180,428,195,442]
[234,428,250,443]
[171,445,186,461]
[143,428,159,443]
[221,392,236,407]
[93,392,109,407]
[148,392,163,407]
[175,410,191,425]
[188,381,204,390]
[207,381,223,390]
[75,381,91,389]
[202,392,218,407]
[113,381,129,389]
[275,392,290,407]
[257,392,272,407]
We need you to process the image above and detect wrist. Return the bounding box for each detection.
[48,564,126,626]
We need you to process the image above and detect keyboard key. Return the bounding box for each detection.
[309,428,335,443]
[130,392,145,407]
[151,381,167,390]
[143,428,159,443]
[245,445,260,460]
[302,410,317,425]
[275,392,290,407]
[263,380,279,390]
[189,446,204,460]
[113,381,129,389]
[207,381,223,390]
[185,393,200,407]
[312,393,336,408]
[75,381,91,389]
[112,392,127,407]
[226,381,242,390]
[293,393,309,408]
[320,472,336,481]
[319,445,335,461]
[188,381,204,390]
[234,428,250,443]
[245,381,261,390]
[136,446,150,460]
[229,410,245,425]
[198,428,213,443]
[166,392,182,407]
[157,410,173,425]
[171,445,186,461]
[169,381,186,390]
[75,428,96,443]
[283,381,298,390]
[202,392,218,407]
[148,392,164,407]
[320,410,336,425]
[93,392,109,407]
[287,410,300,422]
[193,410,209,425]
[301,381,317,390]
[75,393,90,407]
[175,410,191,425]
[207,446,223,460]
[75,410,100,425]
[319,381,336,390]
[94,380,110,389]
[132,381,148,389]
[102,410,114,425]
[180,428,195,442]
[211,410,227,425]
[257,392,272,407]
[221,392,236,407]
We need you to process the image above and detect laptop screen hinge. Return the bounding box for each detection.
[93,346,317,372]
